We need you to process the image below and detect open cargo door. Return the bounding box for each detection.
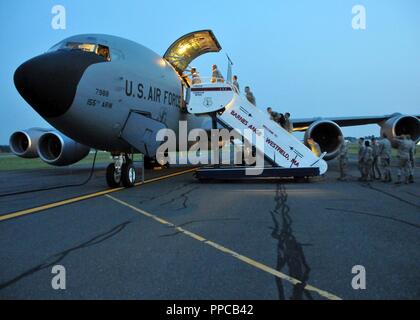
[163,30,222,76]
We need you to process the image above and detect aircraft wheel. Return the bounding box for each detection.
[106,163,122,188]
[121,162,136,188]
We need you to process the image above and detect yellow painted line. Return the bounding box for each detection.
[105,194,343,300]
[0,167,198,222]
[133,167,197,186]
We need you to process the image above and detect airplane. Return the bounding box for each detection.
[9,30,420,187]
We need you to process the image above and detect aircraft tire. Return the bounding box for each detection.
[106,163,122,188]
[121,162,136,188]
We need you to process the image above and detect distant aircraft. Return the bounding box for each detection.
[10,30,420,187]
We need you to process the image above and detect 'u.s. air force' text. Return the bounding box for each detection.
[125,79,181,108]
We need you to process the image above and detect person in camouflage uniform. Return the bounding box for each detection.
[211,64,224,83]
[393,135,412,184]
[406,134,416,183]
[357,138,365,181]
[361,140,374,182]
[337,135,348,181]
[378,134,392,182]
[371,137,382,180]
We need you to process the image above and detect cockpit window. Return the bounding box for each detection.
[96,44,110,61]
[49,41,111,61]
[66,42,97,53]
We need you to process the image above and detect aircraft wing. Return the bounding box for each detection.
[292,113,420,131]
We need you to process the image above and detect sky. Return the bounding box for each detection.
[0,0,419,144]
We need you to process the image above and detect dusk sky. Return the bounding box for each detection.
[0,0,419,144]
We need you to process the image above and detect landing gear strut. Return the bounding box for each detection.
[106,154,137,188]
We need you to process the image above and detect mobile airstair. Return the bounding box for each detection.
[186,81,328,181]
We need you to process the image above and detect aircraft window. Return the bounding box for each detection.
[66,42,97,53]
[96,44,111,61]
[48,41,63,52]
[110,48,125,61]
[48,42,111,61]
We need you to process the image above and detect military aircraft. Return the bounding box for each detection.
[10,30,420,187]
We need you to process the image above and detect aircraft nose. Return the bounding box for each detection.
[14,50,106,118]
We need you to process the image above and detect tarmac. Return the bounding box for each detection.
[0,157,419,300]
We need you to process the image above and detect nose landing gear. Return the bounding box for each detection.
[106,154,137,188]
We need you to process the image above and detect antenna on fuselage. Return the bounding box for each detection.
[226,53,234,84]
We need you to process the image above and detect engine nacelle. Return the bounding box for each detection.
[380,115,420,145]
[37,132,90,166]
[9,128,50,158]
[304,120,343,160]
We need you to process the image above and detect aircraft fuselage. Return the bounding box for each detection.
[14,34,205,153]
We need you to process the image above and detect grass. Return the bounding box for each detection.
[0,143,417,171]
[0,152,113,171]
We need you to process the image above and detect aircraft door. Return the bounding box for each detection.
[120,111,167,156]
[163,30,222,76]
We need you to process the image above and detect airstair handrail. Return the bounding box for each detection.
[187,83,329,174]
[189,76,240,94]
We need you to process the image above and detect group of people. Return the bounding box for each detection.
[190,65,228,85]
[191,66,297,134]
[338,134,416,184]
[189,66,417,184]
[190,65,258,107]
[266,108,294,133]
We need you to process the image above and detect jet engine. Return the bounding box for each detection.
[37,131,90,166]
[380,115,420,145]
[304,120,343,160]
[9,128,50,158]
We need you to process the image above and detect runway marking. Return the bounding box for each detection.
[105,194,342,301]
[0,168,198,222]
